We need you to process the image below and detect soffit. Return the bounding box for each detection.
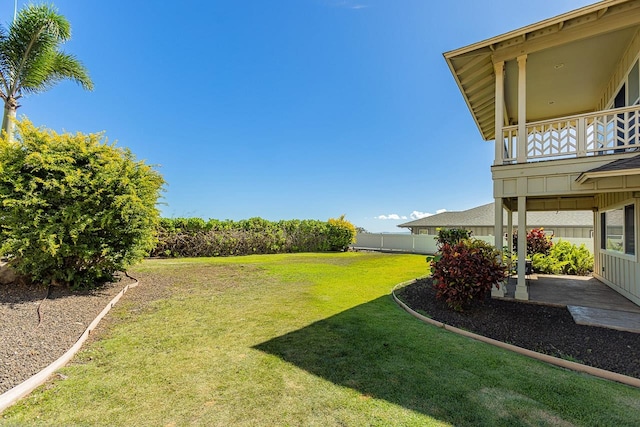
[444,0,640,141]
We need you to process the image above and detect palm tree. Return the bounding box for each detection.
[0,4,93,140]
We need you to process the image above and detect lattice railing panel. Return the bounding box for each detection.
[586,110,640,154]
[526,120,578,160]
[499,105,640,164]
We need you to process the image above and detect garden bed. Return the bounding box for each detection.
[395,277,640,379]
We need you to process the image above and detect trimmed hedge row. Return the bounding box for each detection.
[151,216,356,257]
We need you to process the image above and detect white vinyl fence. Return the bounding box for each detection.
[351,233,593,255]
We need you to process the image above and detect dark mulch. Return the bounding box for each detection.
[395,278,640,379]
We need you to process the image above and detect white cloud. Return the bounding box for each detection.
[375,214,408,220]
[409,211,430,220]
[409,209,447,220]
[374,209,447,222]
[325,1,369,9]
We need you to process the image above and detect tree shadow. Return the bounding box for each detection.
[253,295,638,426]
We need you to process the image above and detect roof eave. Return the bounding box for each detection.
[442,0,626,60]
[576,167,640,183]
[443,0,630,142]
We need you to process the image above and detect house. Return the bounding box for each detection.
[444,0,640,305]
[397,203,593,239]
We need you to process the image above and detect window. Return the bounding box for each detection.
[601,204,635,255]
[630,60,640,105]
[626,204,635,255]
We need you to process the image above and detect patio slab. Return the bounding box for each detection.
[502,274,640,332]
[568,305,640,333]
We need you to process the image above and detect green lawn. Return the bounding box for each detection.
[2,252,640,426]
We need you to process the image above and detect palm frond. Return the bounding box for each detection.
[2,4,77,98]
[21,51,93,94]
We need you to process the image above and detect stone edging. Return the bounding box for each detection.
[392,279,640,389]
[0,279,139,414]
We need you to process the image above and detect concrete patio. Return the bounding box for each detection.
[501,274,640,333]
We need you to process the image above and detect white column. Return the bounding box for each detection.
[494,61,505,166]
[515,196,529,300]
[507,207,514,258]
[517,55,528,164]
[492,197,505,297]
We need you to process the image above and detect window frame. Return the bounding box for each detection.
[600,203,636,258]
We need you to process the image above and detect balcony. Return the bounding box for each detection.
[501,105,640,165]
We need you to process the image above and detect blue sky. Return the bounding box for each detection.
[1,0,594,232]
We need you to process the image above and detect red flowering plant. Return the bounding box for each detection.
[431,239,507,312]
[512,228,553,256]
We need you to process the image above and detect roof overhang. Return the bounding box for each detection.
[576,153,640,183]
[444,0,640,141]
[576,167,640,183]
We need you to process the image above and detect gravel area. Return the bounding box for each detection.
[395,278,640,379]
[0,278,130,394]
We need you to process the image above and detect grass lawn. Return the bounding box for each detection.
[2,252,640,426]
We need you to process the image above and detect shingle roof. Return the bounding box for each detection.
[398,203,593,229]
[576,154,640,183]
[585,154,640,173]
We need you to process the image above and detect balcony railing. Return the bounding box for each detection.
[502,105,640,164]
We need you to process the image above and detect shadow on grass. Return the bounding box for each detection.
[253,295,639,426]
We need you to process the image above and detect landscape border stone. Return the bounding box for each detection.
[0,279,138,414]
[392,279,640,389]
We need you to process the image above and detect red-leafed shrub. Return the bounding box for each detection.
[431,239,507,312]
[512,228,553,256]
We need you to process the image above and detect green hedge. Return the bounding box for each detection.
[152,216,356,257]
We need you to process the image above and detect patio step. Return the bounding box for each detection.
[568,305,640,333]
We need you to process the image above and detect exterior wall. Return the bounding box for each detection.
[352,233,594,255]
[593,192,640,305]
[597,28,640,110]
[493,155,637,201]
[407,225,592,239]
[547,227,592,238]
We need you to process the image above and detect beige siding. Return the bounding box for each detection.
[594,195,640,305]
[595,256,640,306]
[598,28,640,110]
[409,225,592,238]
[595,191,634,208]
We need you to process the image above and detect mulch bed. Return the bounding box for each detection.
[395,278,640,379]
[0,279,128,394]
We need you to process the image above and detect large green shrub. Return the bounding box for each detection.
[0,120,164,288]
[432,239,507,312]
[531,240,593,276]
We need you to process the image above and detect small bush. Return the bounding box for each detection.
[435,228,471,250]
[432,239,507,311]
[327,214,357,251]
[513,227,552,256]
[0,120,164,288]
[531,240,593,276]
